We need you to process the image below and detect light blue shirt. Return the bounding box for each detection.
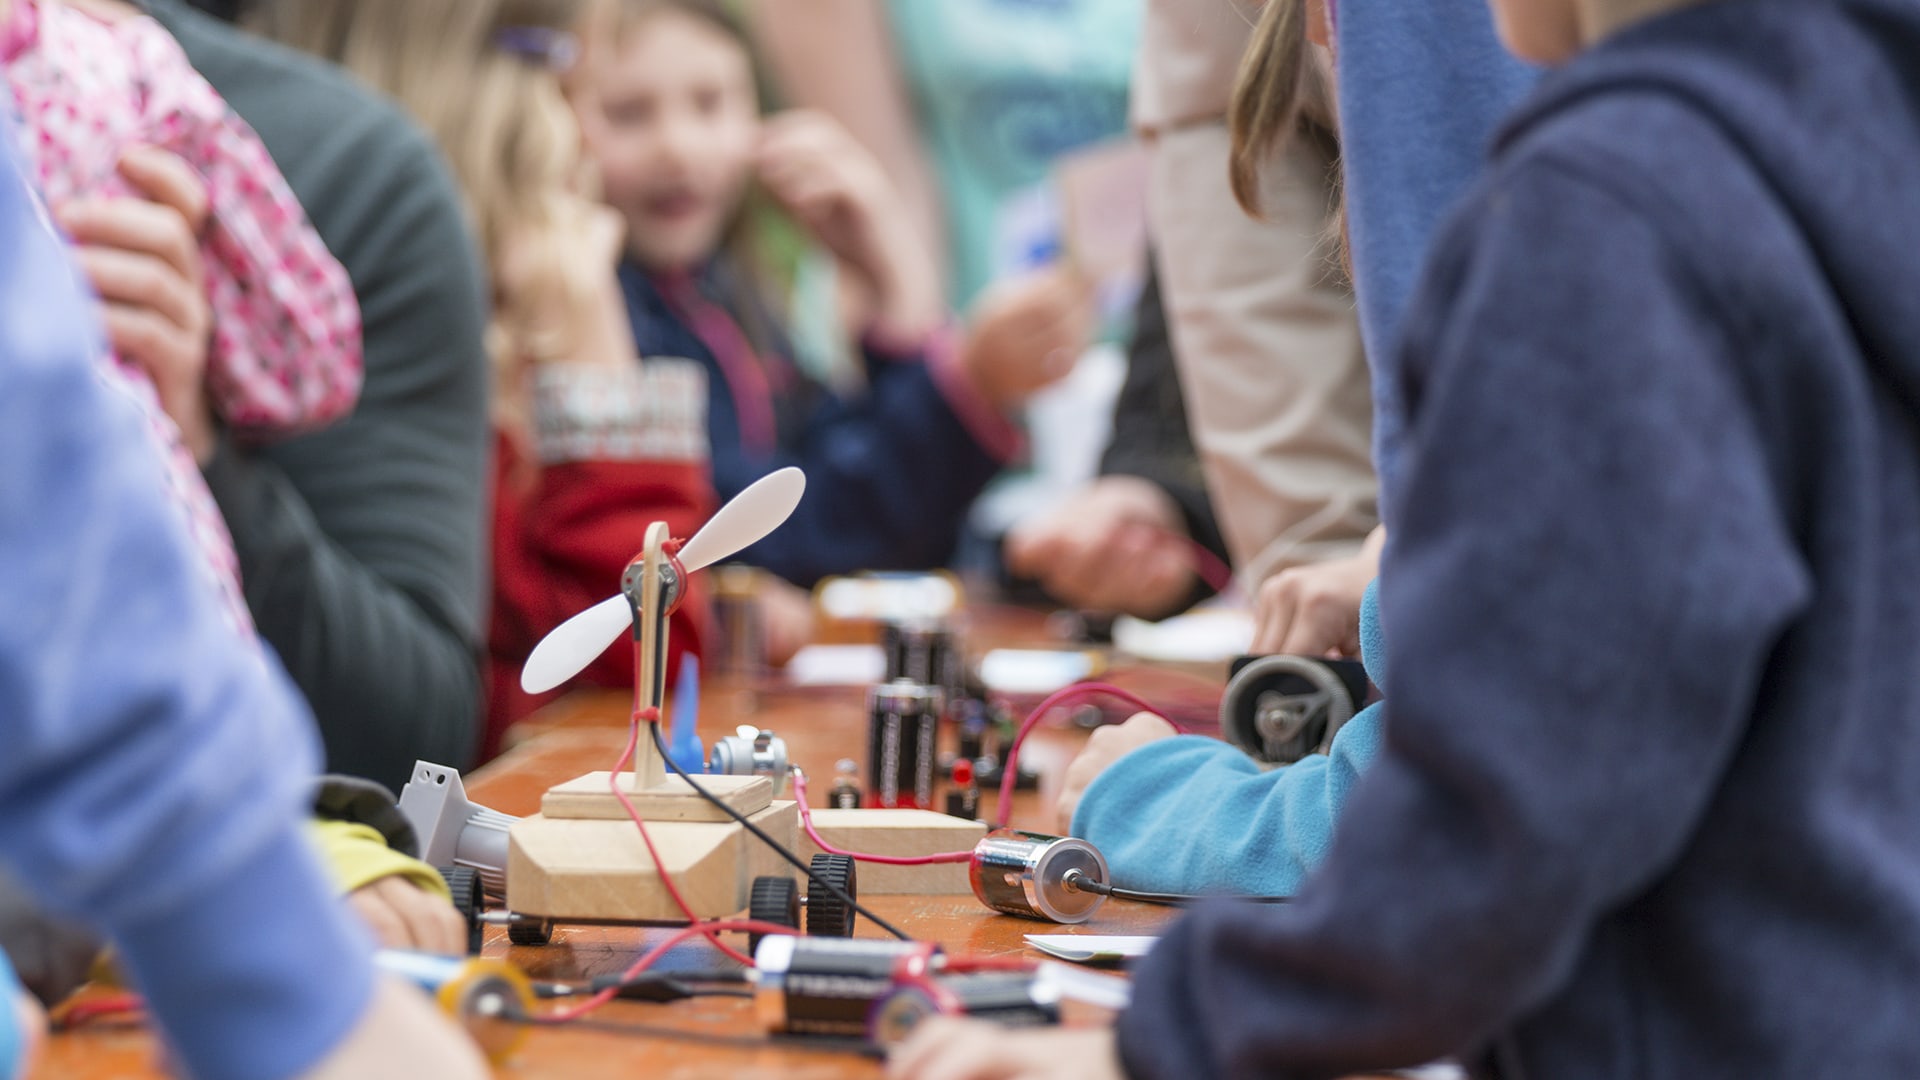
[0,133,372,1080]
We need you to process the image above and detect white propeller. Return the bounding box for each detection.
[520,467,806,694]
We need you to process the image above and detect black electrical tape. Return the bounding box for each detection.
[591,969,753,1002]
[520,1014,882,1056]
[651,725,915,942]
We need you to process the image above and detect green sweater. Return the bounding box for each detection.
[151,0,492,791]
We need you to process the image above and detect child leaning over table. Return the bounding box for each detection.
[890,0,1920,1076]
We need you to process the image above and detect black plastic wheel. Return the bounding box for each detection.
[507,915,554,946]
[1219,655,1360,764]
[437,865,484,955]
[747,874,801,955]
[804,853,857,938]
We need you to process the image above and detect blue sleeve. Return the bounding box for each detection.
[0,952,21,1080]
[1116,154,1810,1078]
[1335,0,1538,501]
[0,144,373,1080]
[1072,708,1384,896]
[725,348,1005,586]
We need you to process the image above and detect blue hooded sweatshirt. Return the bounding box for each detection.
[1119,1,1920,1076]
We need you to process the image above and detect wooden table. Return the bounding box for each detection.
[37,606,1231,1078]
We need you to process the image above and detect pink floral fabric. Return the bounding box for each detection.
[2,0,367,633]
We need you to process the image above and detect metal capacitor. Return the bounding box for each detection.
[374,950,532,1064]
[868,680,942,810]
[753,937,933,1036]
[968,830,1110,924]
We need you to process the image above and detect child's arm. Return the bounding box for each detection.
[127,17,363,436]
[1070,707,1383,898]
[0,144,372,1080]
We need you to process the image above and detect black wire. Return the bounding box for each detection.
[1075,877,1292,907]
[651,725,914,941]
[518,1014,882,1057]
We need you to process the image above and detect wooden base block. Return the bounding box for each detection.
[541,771,772,823]
[797,809,986,895]
[508,800,798,921]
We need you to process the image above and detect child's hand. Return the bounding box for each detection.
[887,1018,1124,1080]
[347,876,468,957]
[1005,476,1196,618]
[1252,526,1383,657]
[760,576,817,668]
[296,976,489,1080]
[756,110,943,337]
[5,990,45,1080]
[959,266,1096,409]
[56,146,216,464]
[1055,712,1179,832]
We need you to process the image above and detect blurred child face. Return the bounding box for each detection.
[582,9,760,271]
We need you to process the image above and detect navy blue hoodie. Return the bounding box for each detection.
[1119,1,1920,1076]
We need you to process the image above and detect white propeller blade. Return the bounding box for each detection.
[518,468,807,695]
[520,594,632,694]
[678,467,806,572]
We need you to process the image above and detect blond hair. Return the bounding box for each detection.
[255,0,594,440]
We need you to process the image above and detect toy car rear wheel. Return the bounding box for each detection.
[748,874,801,954]
[507,915,554,946]
[436,865,484,954]
[804,853,857,939]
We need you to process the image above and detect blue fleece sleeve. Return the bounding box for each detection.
[730,349,1005,585]
[1117,151,1812,1078]
[1336,0,1537,501]
[0,953,20,1080]
[0,143,373,1080]
[1072,708,1383,896]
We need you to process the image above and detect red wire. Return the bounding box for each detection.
[992,682,1181,828]
[792,769,975,864]
[540,918,802,1023]
[788,681,1187,867]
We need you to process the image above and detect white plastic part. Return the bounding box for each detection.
[519,593,632,694]
[518,468,806,695]
[678,467,806,573]
[398,761,517,897]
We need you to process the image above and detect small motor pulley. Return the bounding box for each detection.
[1219,655,1369,764]
[710,726,790,790]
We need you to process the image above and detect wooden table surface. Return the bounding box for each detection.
[36,604,1254,1079]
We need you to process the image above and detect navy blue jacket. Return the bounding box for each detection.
[617,259,1006,586]
[1121,2,1920,1076]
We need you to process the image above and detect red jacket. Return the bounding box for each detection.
[484,362,714,760]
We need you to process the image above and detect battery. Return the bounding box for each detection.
[752,936,934,1036]
[868,971,1061,1046]
[883,620,963,706]
[711,564,766,676]
[968,830,1110,924]
[868,680,942,810]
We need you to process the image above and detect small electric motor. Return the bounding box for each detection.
[709,726,790,790]
[1218,656,1370,765]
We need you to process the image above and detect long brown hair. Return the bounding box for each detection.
[1228,0,1339,218]
[254,0,594,441]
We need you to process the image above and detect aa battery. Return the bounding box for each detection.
[883,620,963,705]
[868,680,942,810]
[968,830,1110,924]
[753,937,933,1037]
[711,564,766,676]
[869,971,1062,1046]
